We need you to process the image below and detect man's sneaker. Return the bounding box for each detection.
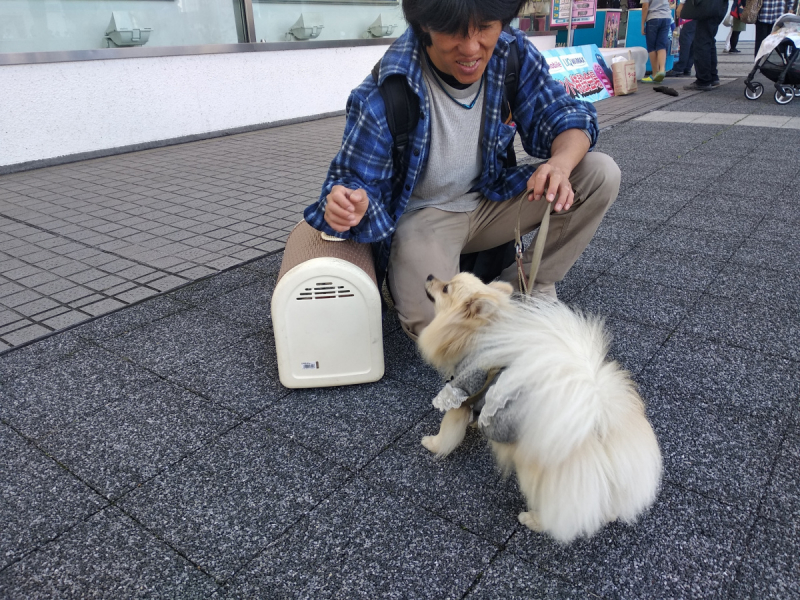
[641,75,654,83]
[664,69,679,77]
[684,81,714,91]
[711,79,722,87]
[729,48,742,53]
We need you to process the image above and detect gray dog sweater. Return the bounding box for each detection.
[432,356,519,443]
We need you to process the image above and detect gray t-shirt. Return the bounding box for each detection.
[644,0,672,20]
[405,57,485,214]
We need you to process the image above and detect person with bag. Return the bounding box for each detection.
[754,0,800,55]
[666,0,698,75]
[681,0,728,89]
[640,0,674,81]
[724,10,747,52]
[305,0,621,339]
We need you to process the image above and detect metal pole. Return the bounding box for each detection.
[567,0,574,46]
[242,0,257,43]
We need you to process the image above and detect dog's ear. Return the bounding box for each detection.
[488,281,514,296]
[465,295,498,320]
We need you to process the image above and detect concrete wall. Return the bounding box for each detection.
[0,34,558,172]
[0,45,389,170]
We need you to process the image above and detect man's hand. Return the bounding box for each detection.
[526,128,590,212]
[324,185,369,232]
[527,162,575,212]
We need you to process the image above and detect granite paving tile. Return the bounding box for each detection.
[570,235,633,273]
[508,484,751,600]
[0,507,218,598]
[680,294,800,361]
[607,246,727,291]
[198,275,277,331]
[646,395,785,510]
[117,414,349,581]
[0,344,160,441]
[730,229,800,275]
[465,552,590,599]
[166,334,288,418]
[728,518,800,600]
[556,264,601,302]
[0,327,88,380]
[0,423,106,571]
[705,261,800,309]
[707,174,787,199]
[361,411,523,543]
[688,189,779,216]
[380,328,444,395]
[70,294,188,342]
[639,333,800,417]
[96,307,253,377]
[668,202,765,235]
[636,224,746,258]
[166,265,265,306]
[572,273,702,330]
[37,379,240,500]
[759,414,800,524]
[224,477,497,600]
[603,316,671,376]
[605,193,691,225]
[267,377,432,470]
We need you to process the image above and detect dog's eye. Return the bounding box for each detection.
[442,285,449,294]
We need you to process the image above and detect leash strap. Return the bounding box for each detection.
[464,368,502,409]
[514,195,552,296]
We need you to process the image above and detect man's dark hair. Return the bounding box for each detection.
[402,0,527,46]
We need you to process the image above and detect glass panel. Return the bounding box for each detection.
[251,1,407,43]
[0,0,245,54]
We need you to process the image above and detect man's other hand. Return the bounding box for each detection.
[526,162,575,213]
[324,186,369,232]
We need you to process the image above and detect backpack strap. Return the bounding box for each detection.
[501,29,521,167]
[372,61,420,171]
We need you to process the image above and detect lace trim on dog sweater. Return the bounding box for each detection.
[431,356,519,443]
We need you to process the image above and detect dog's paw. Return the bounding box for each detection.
[421,435,441,455]
[518,511,544,532]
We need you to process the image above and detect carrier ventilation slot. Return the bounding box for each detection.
[296,281,354,300]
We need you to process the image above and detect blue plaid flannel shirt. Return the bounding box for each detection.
[304,27,599,284]
[759,0,799,24]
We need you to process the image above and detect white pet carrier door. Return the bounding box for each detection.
[271,222,384,388]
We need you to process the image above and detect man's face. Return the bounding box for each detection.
[423,21,504,85]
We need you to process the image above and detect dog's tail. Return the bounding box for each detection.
[479,299,661,540]
[478,299,617,465]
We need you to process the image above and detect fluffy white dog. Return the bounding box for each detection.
[417,272,662,543]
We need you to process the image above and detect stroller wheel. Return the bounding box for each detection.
[745,82,763,100]
[774,86,794,104]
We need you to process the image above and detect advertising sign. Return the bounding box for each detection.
[550,0,597,28]
[541,44,614,102]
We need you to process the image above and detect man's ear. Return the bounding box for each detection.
[488,281,513,296]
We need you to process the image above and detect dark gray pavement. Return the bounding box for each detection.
[1,48,799,598]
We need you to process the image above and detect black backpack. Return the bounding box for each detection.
[371,34,521,284]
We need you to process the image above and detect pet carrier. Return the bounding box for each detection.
[271,221,384,388]
[744,14,800,104]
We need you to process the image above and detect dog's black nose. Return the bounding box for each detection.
[426,274,434,281]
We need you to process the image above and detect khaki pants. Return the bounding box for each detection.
[388,152,620,339]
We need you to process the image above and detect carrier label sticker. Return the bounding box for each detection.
[301,361,320,370]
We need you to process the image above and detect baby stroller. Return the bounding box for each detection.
[743,13,800,104]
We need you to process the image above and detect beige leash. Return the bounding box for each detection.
[514,194,553,296]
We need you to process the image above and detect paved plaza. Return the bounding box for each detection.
[1,45,799,597]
